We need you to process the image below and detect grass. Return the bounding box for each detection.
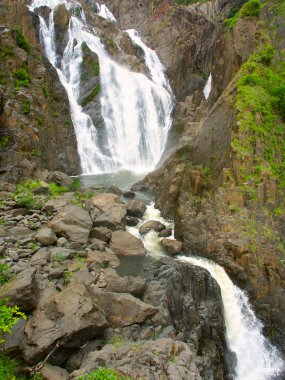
[12,26,30,52]
[0,264,12,286]
[12,65,30,90]
[53,253,66,263]
[77,368,132,380]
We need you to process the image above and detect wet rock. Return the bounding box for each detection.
[1,268,37,311]
[139,220,166,234]
[158,228,172,238]
[20,282,108,363]
[123,191,136,199]
[126,216,139,226]
[110,230,146,257]
[106,185,122,196]
[49,205,92,244]
[35,227,57,246]
[92,193,127,231]
[161,239,183,255]
[127,199,146,218]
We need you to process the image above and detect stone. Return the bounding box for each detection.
[86,249,120,269]
[1,268,37,311]
[69,338,200,380]
[225,239,250,258]
[46,171,72,187]
[139,220,166,234]
[123,191,136,199]
[161,239,183,255]
[35,227,57,246]
[126,216,139,226]
[30,248,50,266]
[4,318,26,355]
[92,193,127,231]
[49,205,92,244]
[158,228,172,238]
[91,291,157,328]
[49,247,75,261]
[106,185,122,196]
[110,230,146,257]
[20,282,108,363]
[56,237,68,247]
[127,199,146,218]
[90,226,112,243]
[95,268,146,297]
[44,198,67,212]
[40,364,69,380]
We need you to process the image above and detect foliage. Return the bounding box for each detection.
[70,177,81,191]
[0,299,26,343]
[12,26,30,52]
[0,136,10,149]
[175,0,209,5]
[12,65,30,90]
[0,352,17,380]
[0,45,14,61]
[53,253,66,263]
[48,182,69,196]
[13,180,44,210]
[22,100,30,115]
[0,264,13,285]
[63,269,72,284]
[224,0,261,29]
[77,368,131,380]
[72,191,93,208]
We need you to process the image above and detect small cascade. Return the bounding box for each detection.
[129,202,284,380]
[203,73,212,100]
[29,1,174,175]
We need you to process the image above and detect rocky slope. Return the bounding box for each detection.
[0,175,230,379]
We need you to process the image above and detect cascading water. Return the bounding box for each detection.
[203,73,212,100]
[129,203,284,380]
[29,1,173,175]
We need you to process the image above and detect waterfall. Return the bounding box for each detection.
[29,1,174,175]
[203,73,212,100]
[129,203,284,380]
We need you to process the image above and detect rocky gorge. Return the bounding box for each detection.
[0,0,285,379]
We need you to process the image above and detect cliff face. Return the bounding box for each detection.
[0,0,80,182]
[132,0,285,353]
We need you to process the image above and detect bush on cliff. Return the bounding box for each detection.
[78,368,132,380]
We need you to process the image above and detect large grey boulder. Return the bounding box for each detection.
[35,227,57,246]
[40,364,68,380]
[20,282,108,363]
[0,268,37,311]
[46,171,72,187]
[49,205,92,244]
[92,193,127,231]
[161,238,183,255]
[110,230,146,257]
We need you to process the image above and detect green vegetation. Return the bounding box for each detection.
[53,253,66,263]
[81,84,101,107]
[63,269,72,284]
[0,44,14,61]
[13,65,30,90]
[0,264,12,285]
[93,62,100,76]
[224,0,261,29]
[22,100,30,115]
[48,182,69,196]
[72,191,93,208]
[0,136,10,150]
[12,26,30,52]
[77,368,131,380]
[232,39,285,188]
[70,177,81,191]
[0,352,43,380]
[0,299,26,343]
[13,180,44,210]
[175,0,209,5]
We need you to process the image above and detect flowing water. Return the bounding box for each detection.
[29,0,173,175]
[203,73,212,99]
[130,203,284,380]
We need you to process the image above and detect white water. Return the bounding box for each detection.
[203,73,212,99]
[130,203,284,380]
[29,1,173,175]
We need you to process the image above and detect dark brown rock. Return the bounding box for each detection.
[127,199,146,218]
[139,220,166,234]
[110,230,146,257]
[161,239,183,256]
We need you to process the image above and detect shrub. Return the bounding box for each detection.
[22,100,30,115]
[0,299,26,343]
[70,177,81,191]
[12,65,30,90]
[0,264,12,285]
[239,0,261,17]
[48,182,69,196]
[77,368,131,380]
[12,26,30,52]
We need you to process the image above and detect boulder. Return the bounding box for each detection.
[126,216,139,226]
[110,230,146,257]
[95,268,146,297]
[127,199,146,218]
[35,227,57,246]
[44,198,67,212]
[139,220,166,234]
[123,191,136,199]
[46,171,72,187]
[90,226,112,243]
[106,185,122,196]
[158,228,172,238]
[49,205,92,244]
[69,338,201,380]
[30,247,50,266]
[20,282,108,363]
[161,239,183,255]
[92,193,127,231]
[91,291,157,328]
[40,364,68,380]
[86,249,120,269]
[0,268,37,311]
[225,238,249,258]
